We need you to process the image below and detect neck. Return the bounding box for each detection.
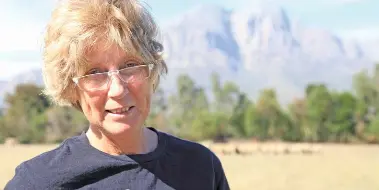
[86,126,157,156]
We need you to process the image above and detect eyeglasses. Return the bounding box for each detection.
[72,63,154,92]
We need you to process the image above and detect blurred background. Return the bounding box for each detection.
[1,0,379,189]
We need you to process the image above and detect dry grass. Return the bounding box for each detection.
[0,143,378,190]
[0,144,58,189]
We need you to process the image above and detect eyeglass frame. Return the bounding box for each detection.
[72,63,155,91]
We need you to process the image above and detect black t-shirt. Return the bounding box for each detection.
[5,127,230,190]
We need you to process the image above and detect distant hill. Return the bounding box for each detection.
[0,69,44,108]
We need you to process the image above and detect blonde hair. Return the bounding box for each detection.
[42,0,167,107]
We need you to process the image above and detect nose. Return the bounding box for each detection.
[107,74,129,99]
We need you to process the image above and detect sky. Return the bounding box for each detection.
[0,0,378,80]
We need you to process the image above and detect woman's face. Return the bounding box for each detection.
[76,43,152,135]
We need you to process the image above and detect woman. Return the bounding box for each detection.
[5,0,229,189]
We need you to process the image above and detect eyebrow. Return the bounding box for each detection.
[87,57,144,70]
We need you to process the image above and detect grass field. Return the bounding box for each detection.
[1,143,378,190]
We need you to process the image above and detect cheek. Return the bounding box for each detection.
[129,82,152,114]
[79,92,106,123]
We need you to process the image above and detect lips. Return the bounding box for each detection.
[106,106,135,114]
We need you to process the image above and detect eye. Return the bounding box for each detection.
[121,61,140,69]
[87,68,102,75]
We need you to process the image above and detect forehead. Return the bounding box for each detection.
[86,42,127,65]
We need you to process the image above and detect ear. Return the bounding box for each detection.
[149,72,158,94]
[150,80,156,94]
[71,87,83,112]
[72,100,83,112]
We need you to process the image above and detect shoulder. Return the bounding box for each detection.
[5,135,83,190]
[160,130,215,159]
[157,129,225,172]
[157,130,230,189]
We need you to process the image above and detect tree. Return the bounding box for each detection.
[352,64,379,139]
[146,87,170,132]
[305,84,334,142]
[328,91,357,142]
[365,116,379,143]
[167,74,209,139]
[0,109,4,143]
[2,83,50,143]
[252,88,288,140]
[210,72,241,140]
[5,83,50,115]
[229,93,254,138]
[352,70,375,109]
[190,111,229,141]
[45,106,88,143]
[0,116,4,144]
[287,98,307,141]
[211,72,240,113]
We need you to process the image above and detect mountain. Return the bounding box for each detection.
[362,40,379,61]
[0,81,7,91]
[0,4,376,107]
[159,4,374,104]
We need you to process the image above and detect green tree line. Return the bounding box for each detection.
[1,64,379,144]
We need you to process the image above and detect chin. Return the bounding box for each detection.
[102,120,141,135]
[107,122,133,134]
